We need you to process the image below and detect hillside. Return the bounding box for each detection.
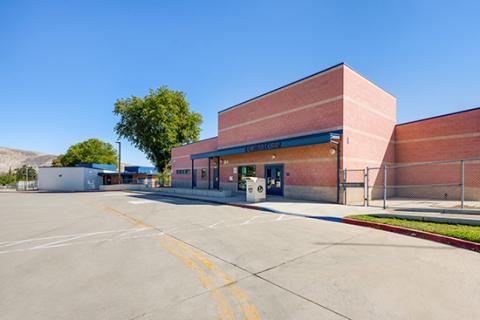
[0,147,56,174]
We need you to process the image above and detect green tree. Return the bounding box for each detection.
[15,165,37,181]
[114,86,202,173]
[0,174,16,185]
[51,156,63,167]
[53,138,118,167]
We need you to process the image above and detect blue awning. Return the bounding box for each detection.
[191,130,342,160]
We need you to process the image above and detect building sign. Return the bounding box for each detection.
[246,141,281,153]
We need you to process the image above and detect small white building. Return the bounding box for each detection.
[38,164,116,192]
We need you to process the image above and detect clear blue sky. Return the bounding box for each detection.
[1,0,479,166]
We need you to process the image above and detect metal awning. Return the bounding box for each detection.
[191,130,342,160]
[98,172,156,176]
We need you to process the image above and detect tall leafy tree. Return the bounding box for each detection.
[114,86,202,173]
[53,139,117,167]
[15,165,37,181]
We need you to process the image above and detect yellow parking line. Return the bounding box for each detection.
[101,205,236,319]
[78,195,262,319]
[167,236,261,319]
[155,235,235,320]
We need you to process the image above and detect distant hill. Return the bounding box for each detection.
[0,147,57,174]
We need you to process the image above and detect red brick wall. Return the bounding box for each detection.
[171,137,218,188]
[169,63,477,201]
[395,108,480,163]
[170,64,399,202]
[342,66,397,170]
[341,66,397,201]
[217,65,344,148]
[394,108,480,199]
[218,144,338,201]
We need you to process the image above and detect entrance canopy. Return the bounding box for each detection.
[191,130,342,160]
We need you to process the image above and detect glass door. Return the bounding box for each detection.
[264,164,284,196]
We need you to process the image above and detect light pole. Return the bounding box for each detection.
[116,141,121,184]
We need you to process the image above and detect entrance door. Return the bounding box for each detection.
[264,164,284,196]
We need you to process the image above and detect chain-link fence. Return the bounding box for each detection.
[16,180,38,191]
[365,158,480,211]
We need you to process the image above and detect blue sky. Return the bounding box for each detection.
[1,0,479,166]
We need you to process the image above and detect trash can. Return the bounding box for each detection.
[245,177,266,202]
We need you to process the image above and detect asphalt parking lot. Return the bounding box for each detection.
[1,192,479,320]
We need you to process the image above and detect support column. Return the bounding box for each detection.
[217,156,220,190]
[461,160,465,209]
[208,157,211,190]
[191,159,194,189]
[336,143,341,204]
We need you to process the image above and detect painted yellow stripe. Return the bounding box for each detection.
[167,237,261,320]
[84,199,261,319]
[155,236,235,320]
[94,205,236,320]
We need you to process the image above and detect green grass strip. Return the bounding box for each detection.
[348,215,480,243]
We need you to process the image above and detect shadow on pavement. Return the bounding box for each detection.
[126,192,223,207]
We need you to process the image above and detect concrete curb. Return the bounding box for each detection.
[343,218,480,253]
[371,213,480,226]
[392,207,480,215]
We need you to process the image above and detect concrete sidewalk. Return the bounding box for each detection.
[135,191,480,226]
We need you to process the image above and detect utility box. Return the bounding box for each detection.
[246,177,266,202]
[38,167,103,192]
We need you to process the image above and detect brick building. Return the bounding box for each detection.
[171,63,479,203]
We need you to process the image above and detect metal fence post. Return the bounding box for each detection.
[343,170,347,205]
[364,168,368,207]
[383,165,387,209]
[461,160,465,209]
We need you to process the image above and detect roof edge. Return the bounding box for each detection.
[396,107,480,127]
[218,62,345,114]
[174,136,218,148]
[342,63,396,98]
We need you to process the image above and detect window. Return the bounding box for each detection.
[176,169,191,175]
[237,165,256,191]
[201,168,207,178]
